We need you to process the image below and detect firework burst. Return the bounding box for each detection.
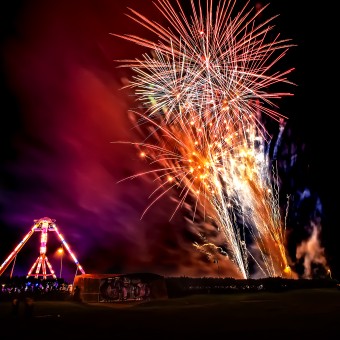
[113,0,295,279]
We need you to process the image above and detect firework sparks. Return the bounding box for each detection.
[113,0,295,279]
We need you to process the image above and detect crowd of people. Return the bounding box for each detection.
[0,277,72,302]
[0,277,74,318]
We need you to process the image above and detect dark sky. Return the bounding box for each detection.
[0,0,339,283]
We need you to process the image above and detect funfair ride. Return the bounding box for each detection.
[0,217,85,279]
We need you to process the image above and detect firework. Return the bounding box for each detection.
[113,0,295,278]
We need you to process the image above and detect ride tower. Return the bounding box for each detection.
[0,217,85,279]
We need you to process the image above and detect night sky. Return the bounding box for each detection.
[0,0,339,283]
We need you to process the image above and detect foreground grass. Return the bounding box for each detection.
[1,288,339,339]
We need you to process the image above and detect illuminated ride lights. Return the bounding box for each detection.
[0,217,85,279]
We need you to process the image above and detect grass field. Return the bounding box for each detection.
[1,288,339,339]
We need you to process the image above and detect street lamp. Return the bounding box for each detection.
[327,269,332,280]
[58,245,64,279]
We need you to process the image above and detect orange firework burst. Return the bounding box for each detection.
[113,0,295,279]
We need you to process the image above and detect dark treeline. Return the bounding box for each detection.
[164,276,339,298]
[0,275,338,301]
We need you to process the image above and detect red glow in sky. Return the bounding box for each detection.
[0,0,245,282]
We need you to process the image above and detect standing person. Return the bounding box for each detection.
[24,297,34,318]
[11,297,20,316]
[73,285,82,302]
